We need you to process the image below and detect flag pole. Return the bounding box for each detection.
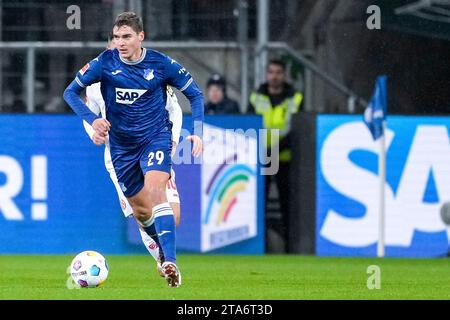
[377,121,386,258]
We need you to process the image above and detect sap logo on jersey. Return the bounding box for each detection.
[115,88,147,105]
[317,115,450,257]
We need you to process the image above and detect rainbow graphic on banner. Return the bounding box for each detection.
[203,156,256,226]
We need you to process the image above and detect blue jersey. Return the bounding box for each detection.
[64,48,204,147]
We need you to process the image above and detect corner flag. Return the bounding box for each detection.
[364,76,387,140]
[363,75,388,258]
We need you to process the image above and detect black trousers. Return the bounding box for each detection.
[265,161,291,253]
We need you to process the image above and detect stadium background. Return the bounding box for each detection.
[1,0,450,299]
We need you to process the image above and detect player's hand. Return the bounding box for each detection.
[186,135,203,157]
[92,118,110,136]
[92,132,106,146]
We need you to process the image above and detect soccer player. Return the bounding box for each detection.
[83,81,182,277]
[64,12,204,287]
[82,36,182,277]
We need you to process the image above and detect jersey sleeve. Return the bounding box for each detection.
[75,55,104,88]
[163,56,204,137]
[63,52,105,125]
[163,56,193,92]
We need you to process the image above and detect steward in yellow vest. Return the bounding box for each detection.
[247,59,303,253]
[248,71,303,162]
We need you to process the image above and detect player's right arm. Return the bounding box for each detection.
[83,84,102,140]
[83,83,107,145]
[63,53,110,135]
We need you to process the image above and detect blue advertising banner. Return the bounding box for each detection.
[317,115,450,257]
[0,115,128,254]
[0,115,264,254]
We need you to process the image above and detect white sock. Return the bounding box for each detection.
[138,228,159,262]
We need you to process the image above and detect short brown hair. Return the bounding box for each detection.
[267,59,286,71]
[113,12,143,33]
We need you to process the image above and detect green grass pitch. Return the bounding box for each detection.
[1,254,450,300]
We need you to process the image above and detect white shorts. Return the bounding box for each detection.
[105,146,179,217]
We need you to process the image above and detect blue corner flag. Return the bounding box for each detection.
[364,76,387,140]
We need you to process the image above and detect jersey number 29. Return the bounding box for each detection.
[148,151,164,166]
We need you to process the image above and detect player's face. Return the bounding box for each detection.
[266,64,286,89]
[207,85,224,104]
[112,25,144,61]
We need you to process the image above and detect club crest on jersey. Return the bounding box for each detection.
[79,63,90,75]
[143,69,154,81]
[115,88,147,105]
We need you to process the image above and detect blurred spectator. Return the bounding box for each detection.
[205,74,240,115]
[248,59,303,253]
[1,88,26,113]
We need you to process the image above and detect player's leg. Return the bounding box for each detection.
[106,152,161,262]
[143,170,176,263]
[166,168,181,227]
[126,186,164,256]
[137,225,160,261]
[144,170,181,278]
[132,172,179,279]
[110,149,166,263]
[126,181,173,282]
[137,225,166,279]
[133,169,179,287]
[141,131,181,287]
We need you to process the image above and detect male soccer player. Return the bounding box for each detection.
[82,36,182,277]
[84,81,182,277]
[64,12,204,287]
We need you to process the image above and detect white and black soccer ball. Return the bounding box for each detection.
[70,251,109,288]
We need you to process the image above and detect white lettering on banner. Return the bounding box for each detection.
[395,127,450,235]
[320,122,450,247]
[0,155,48,221]
[0,156,24,220]
[31,156,48,220]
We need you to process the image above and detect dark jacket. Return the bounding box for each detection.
[205,97,241,115]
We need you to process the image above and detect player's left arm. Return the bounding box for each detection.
[164,57,204,157]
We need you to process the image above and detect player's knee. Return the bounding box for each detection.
[146,184,166,203]
[132,206,151,222]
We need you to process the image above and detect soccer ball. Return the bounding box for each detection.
[70,251,109,288]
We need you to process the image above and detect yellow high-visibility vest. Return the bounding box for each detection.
[249,90,303,162]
